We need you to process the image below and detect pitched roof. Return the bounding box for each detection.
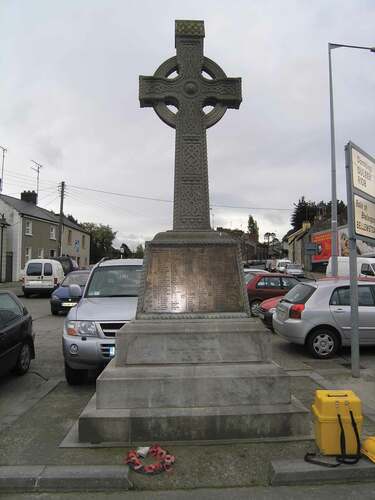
[0,194,89,234]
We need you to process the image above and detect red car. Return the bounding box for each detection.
[246,273,299,316]
[257,296,282,330]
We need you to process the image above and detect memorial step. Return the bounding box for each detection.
[78,394,311,444]
[96,362,291,409]
[116,318,271,365]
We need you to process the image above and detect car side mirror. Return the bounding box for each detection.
[69,284,82,298]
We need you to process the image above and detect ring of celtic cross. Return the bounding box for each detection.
[151,56,228,129]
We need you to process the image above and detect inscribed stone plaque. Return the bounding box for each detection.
[141,245,244,314]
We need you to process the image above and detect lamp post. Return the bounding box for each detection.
[0,146,7,193]
[329,42,375,276]
[0,214,10,283]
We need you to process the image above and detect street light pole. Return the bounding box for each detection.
[0,214,10,283]
[0,146,7,194]
[328,42,375,277]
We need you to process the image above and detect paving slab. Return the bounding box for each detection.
[270,458,375,485]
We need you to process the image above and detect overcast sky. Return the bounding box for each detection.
[1,0,375,250]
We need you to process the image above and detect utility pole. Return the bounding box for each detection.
[30,160,43,201]
[0,146,7,193]
[58,181,65,257]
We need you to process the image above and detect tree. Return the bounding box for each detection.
[290,197,347,231]
[66,214,79,225]
[81,223,117,263]
[247,215,259,241]
[134,244,144,258]
[264,232,276,258]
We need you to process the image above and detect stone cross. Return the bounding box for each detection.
[139,20,242,231]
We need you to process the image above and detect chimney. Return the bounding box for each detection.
[21,191,38,205]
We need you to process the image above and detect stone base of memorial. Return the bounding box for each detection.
[77,231,310,444]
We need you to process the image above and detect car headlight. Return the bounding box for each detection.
[51,294,59,300]
[66,320,98,337]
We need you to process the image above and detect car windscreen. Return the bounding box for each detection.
[85,265,142,298]
[281,283,315,304]
[62,272,90,287]
[26,263,42,276]
[287,265,301,270]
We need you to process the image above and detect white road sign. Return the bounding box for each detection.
[354,194,375,240]
[352,147,375,198]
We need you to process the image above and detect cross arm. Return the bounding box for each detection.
[139,76,179,108]
[201,77,242,109]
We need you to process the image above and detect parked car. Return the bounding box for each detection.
[275,259,292,273]
[243,268,270,284]
[326,256,375,278]
[62,258,143,385]
[22,259,65,297]
[0,291,35,376]
[256,296,282,331]
[285,263,304,277]
[273,278,375,359]
[246,273,299,316]
[50,270,90,315]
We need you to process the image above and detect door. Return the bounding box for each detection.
[42,262,54,288]
[329,285,375,343]
[5,252,12,282]
[254,276,284,301]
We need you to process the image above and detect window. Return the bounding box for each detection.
[49,249,57,258]
[82,235,85,249]
[38,248,44,258]
[361,264,375,277]
[50,226,56,240]
[330,286,375,307]
[25,221,32,236]
[26,263,42,276]
[44,263,53,276]
[25,247,32,262]
[0,293,23,327]
[86,265,142,298]
[282,283,316,304]
[256,276,281,289]
[281,277,298,289]
[68,230,72,245]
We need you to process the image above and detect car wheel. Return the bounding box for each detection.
[51,306,59,316]
[307,328,340,359]
[13,343,32,375]
[64,362,87,385]
[250,299,261,316]
[23,291,30,298]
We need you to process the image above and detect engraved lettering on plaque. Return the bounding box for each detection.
[142,245,243,314]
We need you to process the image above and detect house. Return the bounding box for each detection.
[0,191,90,280]
[287,222,311,270]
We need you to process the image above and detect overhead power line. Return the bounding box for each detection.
[68,184,291,211]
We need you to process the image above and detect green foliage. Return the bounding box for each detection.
[290,197,347,231]
[81,222,117,263]
[247,215,259,241]
[134,244,144,258]
[216,227,244,239]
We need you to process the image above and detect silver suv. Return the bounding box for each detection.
[62,258,143,384]
[273,278,375,359]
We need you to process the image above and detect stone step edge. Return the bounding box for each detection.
[270,458,375,485]
[0,465,132,492]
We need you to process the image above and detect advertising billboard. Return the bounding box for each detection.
[311,231,331,263]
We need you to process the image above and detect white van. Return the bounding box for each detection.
[22,259,65,297]
[326,256,375,278]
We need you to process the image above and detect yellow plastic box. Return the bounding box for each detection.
[312,390,363,456]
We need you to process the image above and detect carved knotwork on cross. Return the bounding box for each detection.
[139,20,242,231]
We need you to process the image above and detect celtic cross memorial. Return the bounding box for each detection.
[139,20,242,231]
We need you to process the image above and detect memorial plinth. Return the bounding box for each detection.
[77,20,309,444]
